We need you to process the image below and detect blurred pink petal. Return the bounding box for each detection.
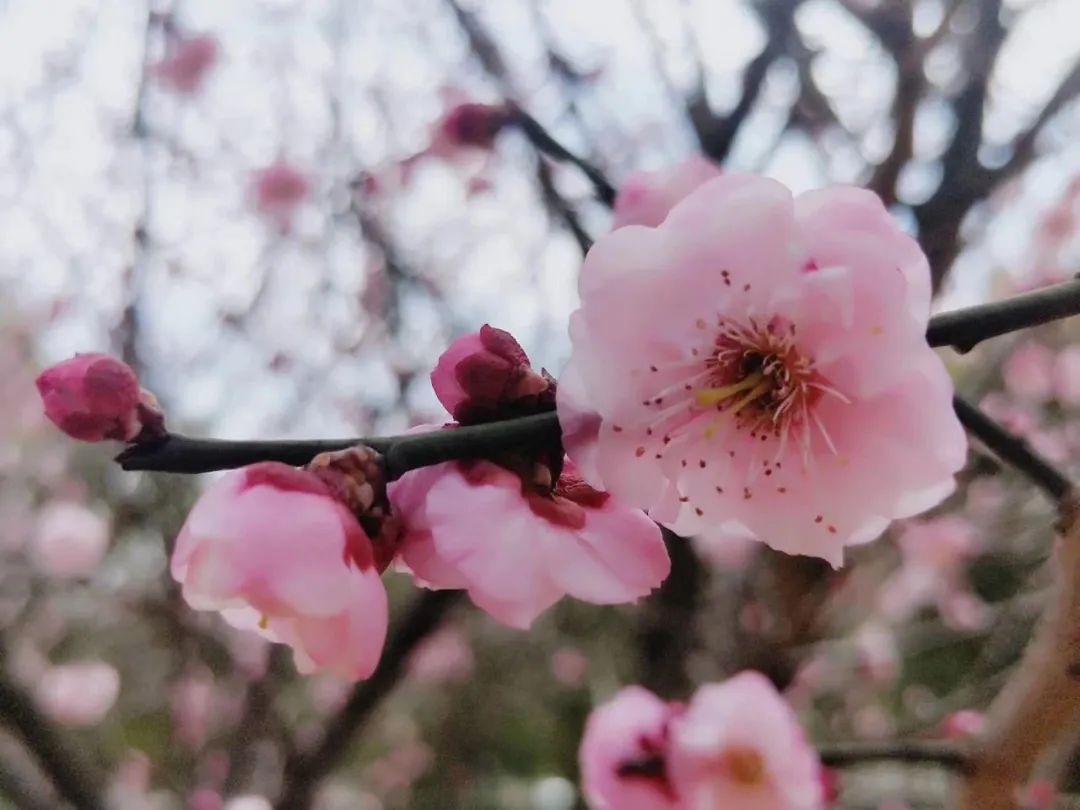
[35,661,120,726]
[172,462,388,680]
[1003,341,1055,402]
[1053,345,1080,405]
[36,353,164,443]
[579,686,681,810]
[940,709,986,739]
[31,500,110,579]
[668,671,824,809]
[551,646,589,688]
[250,160,310,229]
[612,155,723,229]
[407,627,474,683]
[561,174,964,566]
[154,34,219,95]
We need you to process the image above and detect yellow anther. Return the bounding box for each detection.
[694,372,766,408]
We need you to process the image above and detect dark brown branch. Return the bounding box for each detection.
[0,669,105,810]
[0,757,55,810]
[274,590,461,810]
[511,109,616,206]
[926,277,1080,352]
[819,740,969,771]
[953,396,1072,502]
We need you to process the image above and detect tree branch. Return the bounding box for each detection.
[511,109,616,205]
[819,739,969,771]
[0,668,105,810]
[274,590,461,810]
[960,495,1080,810]
[952,397,1073,502]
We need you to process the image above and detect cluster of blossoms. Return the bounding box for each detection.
[35,167,967,723]
[579,672,825,810]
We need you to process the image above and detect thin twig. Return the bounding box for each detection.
[511,109,616,205]
[274,590,461,810]
[819,740,969,771]
[952,397,1072,502]
[0,668,105,810]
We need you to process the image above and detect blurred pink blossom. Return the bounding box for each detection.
[561,174,965,566]
[36,353,164,443]
[1053,345,1080,405]
[668,672,824,810]
[407,627,474,683]
[189,789,224,810]
[171,668,219,749]
[853,623,899,685]
[250,160,310,229]
[579,686,681,810]
[391,458,668,629]
[550,646,589,688]
[435,103,511,152]
[1003,341,1055,402]
[154,34,219,95]
[172,462,388,681]
[31,500,110,579]
[689,523,758,571]
[979,392,1038,436]
[1018,779,1059,810]
[940,709,986,739]
[612,155,723,229]
[223,797,273,810]
[35,661,120,726]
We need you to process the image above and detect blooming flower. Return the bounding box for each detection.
[36,353,164,443]
[667,671,824,810]
[171,462,388,680]
[430,325,551,424]
[612,156,723,229]
[154,34,219,95]
[390,458,669,628]
[560,174,966,565]
[35,661,120,726]
[31,500,110,579]
[579,686,681,810]
[250,160,310,228]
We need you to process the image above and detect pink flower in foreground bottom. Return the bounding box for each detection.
[668,672,824,810]
[35,661,120,726]
[561,173,966,565]
[390,458,669,629]
[612,155,723,229]
[172,462,388,680]
[36,353,164,443]
[579,686,681,810]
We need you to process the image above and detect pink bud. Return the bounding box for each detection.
[439,103,511,150]
[940,710,986,739]
[1018,779,1058,810]
[430,325,551,423]
[36,353,164,443]
[155,34,219,95]
[31,500,110,580]
[250,160,310,228]
[35,661,120,726]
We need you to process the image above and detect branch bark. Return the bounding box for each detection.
[820,739,969,771]
[959,494,1080,809]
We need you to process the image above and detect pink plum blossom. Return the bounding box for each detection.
[612,156,723,229]
[1053,345,1080,406]
[35,661,120,726]
[853,623,899,685]
[579,686,681,810]
[879,516,987,629]
[31,500,110,579]
[560,173,966,566]
[407,627,474,683]
[171,462,388,681]
[551,646,590,687]
[36,353,164,443]
[1003,341,1055,402]
[940,709,986,739]
[668,671,824,810]
[390,458,669,628]
[154,34,219,95]
[250,160,310,229]
[430,325,551,423]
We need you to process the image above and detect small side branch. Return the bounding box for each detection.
[819,740,969,771]
[953,397,1072,502]
[274,590,461,810]
[511,109,616,205]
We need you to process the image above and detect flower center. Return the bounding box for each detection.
[719,745,766,787]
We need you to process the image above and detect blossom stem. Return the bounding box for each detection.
[926,277,1080,352]
[818,740,969,771]
[952,396,1073,501]
[274,590,461,810]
